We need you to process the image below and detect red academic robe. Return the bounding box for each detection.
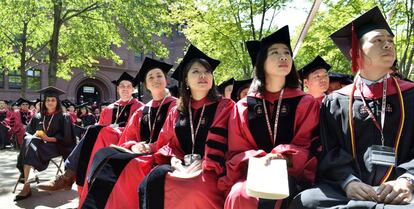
[68,111,77,124]
[77,98,143,196]
[144,97,234,209]
[220,88,320,209]
[93,96,177,209]
[13,109,33,145]
[0,109,15,144]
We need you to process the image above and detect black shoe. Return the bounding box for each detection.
[14,191,32,201]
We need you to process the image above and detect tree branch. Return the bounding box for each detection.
[62,2,100,23]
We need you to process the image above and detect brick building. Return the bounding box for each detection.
[0,29,187,105]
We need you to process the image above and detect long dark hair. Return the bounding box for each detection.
[177,58,220,113]
[41,96,62,115]
[250,43,300,93]
[76,106,90,118]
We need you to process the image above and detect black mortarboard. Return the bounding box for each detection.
[329,72,354,85]
[37,86,66,98]
[31,99,40,105]
[61,99,75,108]
[14,98,31,106]
[260,25,292,53]
[111,72,137,87]
[231,78,253,102]
[171,44,220,81]
[298,56,332,79]
[75,102,90,109]
[217,78,235,94]
[245,41,261,67]
[135,57,173,83]
[330,6,393,61]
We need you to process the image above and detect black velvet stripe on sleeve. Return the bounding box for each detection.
[207,154,225,167]
[209,127,228,138]
[206,140,227,152]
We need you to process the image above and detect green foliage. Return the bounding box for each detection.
[169,0,289,83]
[295,0,413,77]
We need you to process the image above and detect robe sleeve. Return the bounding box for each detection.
[25,114,39,135]
[98,106,112,126]
[118,107,144,148]
[203,98,234,176]
[317,94,357,187]
[54,113,75,146]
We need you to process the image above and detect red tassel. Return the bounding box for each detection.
[351,23,359,74]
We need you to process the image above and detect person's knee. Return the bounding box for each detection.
[289,189,320,209]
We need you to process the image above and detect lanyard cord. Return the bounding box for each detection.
[114,97,132,125]
[148,97,166,143]
[188,100,206,154]
[262,88,284,146]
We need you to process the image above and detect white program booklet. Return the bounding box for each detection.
[246,157,290,200]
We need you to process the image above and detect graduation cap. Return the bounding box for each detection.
[31,99,40,105]
[135,57,173,83]
[330,6,393,73]
[246,41,261,67]
[14,98,31,106]
[111,72,137,87]
[171,44,220,81]
[61,99,75,108]
[37,86,66,98]
[75,102,90,109]
[329,72,354,85]
[298,56,332,79]
[231,78,253,102]
[260,25,292,53]
[217,78,235,94]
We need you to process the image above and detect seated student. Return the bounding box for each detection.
[13,98,34,147]
[220,26,320,209]
[289,7,414,209]
[78,57,176,209]
[15,86,76,201]
[327,72,354,94]
[298,55,331,103]
[76,103,96,127]
[62,100,77,124]
[139,44,234,209]
[231,78,253,102]
[0,100,15,149]
[37,72,143,193]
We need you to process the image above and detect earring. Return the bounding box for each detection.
[186,85,189,90]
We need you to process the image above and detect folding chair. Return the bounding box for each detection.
[13,157,64,193]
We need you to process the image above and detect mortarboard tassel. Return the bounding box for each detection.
[351,23,360,74]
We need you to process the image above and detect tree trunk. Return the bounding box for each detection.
[19,21,28,98]
[48,0,62,86]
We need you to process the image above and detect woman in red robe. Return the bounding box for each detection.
[219,26,320,209]
[139,44,234,209]
[78,57,176,209]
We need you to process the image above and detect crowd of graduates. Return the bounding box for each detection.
[2,6,414,209]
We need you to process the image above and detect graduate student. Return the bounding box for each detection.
[15,87,76,201]
[0,100,15,149]
[76,103,96,127]
[78,57,176,209]
[289,6,414,209]
[139,44,234,209]
[37,72,143,192]
[298,55,331,103]
[220,25,320,209]
[13,98,33,147]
